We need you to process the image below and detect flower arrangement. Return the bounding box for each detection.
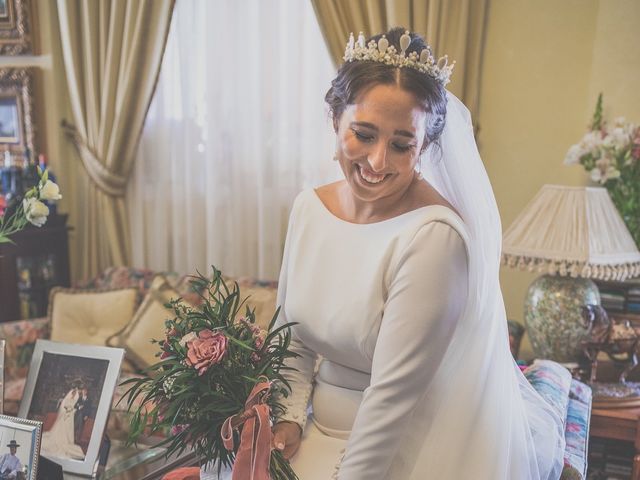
[564,94,640,247]
[0,167,62,243]
[122,267,299,480]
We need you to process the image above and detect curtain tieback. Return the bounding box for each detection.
[62,120,128,197]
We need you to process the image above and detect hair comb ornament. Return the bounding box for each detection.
[343,30,455,86]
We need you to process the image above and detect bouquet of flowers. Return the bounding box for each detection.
[122,267,299,480]
[564,93,640,247]
[0,167,62,243]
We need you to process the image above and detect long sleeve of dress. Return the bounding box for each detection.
[338,221,469,479]
[273,198,317,430]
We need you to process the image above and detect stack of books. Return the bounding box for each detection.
[588,438,634,479]
[599,288,626,312]
[628,285,640,314]
[595,279,640,326]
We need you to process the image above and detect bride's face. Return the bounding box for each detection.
[335,84,427,203]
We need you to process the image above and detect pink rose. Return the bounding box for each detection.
[186,329,227,375]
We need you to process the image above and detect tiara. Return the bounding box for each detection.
[342,30,455,86]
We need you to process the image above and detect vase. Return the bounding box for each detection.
[524,274,601,363]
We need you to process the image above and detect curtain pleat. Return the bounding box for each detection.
[56,0,174,279]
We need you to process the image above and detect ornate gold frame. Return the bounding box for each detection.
[0,68,34,164]
[0,0,32,55]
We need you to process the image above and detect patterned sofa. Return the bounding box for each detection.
[0,267,591,478]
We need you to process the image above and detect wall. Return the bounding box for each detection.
[480,0,640,359]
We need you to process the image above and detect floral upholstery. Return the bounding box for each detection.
[79,266,205,306]
[523,361,592,480]
[0,317,50,383]
[563,380,592,478]
[524,359,573,423]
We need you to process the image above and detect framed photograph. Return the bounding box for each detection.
[0,0,32,55]
[0,414,42,480]
[18,340,124,476]
[0,68,33,165]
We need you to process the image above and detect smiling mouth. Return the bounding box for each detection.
[356,164,390,185]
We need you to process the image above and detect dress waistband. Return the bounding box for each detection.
[311,360,370,439]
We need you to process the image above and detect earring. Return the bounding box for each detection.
[333,153,339,162]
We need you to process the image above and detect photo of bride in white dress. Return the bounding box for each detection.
[25,352,109,465]
[40,384,86,460]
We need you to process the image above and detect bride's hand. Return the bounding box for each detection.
[272,421,302,460]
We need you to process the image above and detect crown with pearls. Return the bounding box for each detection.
[343,30,455,86]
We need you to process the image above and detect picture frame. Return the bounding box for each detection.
[0,68,34,165]
[0,414,43,480]
[18,340,124,476]
[0,0,32,55]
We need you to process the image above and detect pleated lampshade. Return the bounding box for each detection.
[502,185,640,281]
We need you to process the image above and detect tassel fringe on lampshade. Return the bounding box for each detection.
[502,185,640,282]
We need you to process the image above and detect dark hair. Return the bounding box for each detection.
[325,27,447,152]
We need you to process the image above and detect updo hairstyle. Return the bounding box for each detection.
[325,27,447,153]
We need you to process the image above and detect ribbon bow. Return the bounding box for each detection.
[221,380,272,480]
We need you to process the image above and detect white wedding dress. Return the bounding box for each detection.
[275,188,470,479]
[41,389,86,460]
[203,92,565,479]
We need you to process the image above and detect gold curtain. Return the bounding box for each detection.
[310,0,489,122]
[56,0,174,278]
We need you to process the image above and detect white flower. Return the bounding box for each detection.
[613,116,627,128]
[39,180,62,201]
[607,127,631,151]
[590,157,621,184]
[581,131,603,151]
[179,332,198,347]
[564,144,585,165]
[22,197,49,227]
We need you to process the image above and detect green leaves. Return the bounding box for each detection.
[591,93,603,131]
[122,266,299,479]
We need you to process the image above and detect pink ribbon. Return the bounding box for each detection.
[221,381,272,480]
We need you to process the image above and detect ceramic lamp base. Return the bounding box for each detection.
[524,274,600,363]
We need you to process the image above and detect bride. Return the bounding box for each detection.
[41,385,86,460]
[267,28,566,479]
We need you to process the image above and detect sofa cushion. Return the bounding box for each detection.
[48,287,138,346]
[563,379,592,479]
[107,275,188,369]
[229,277,278,329]
[523,359,572,425]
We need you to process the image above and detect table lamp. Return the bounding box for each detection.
[502,184,640,363]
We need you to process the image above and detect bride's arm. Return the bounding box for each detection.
[273,196,317,431]
[338,221,469,479]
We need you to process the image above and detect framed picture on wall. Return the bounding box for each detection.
[0,68,34,165]
[18,340,124,476]
[0,414,43,480]
[0,0,32,55]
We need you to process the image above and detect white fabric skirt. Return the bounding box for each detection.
[202,361,359,479]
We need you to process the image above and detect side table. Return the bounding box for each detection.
[590,406,640,479]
